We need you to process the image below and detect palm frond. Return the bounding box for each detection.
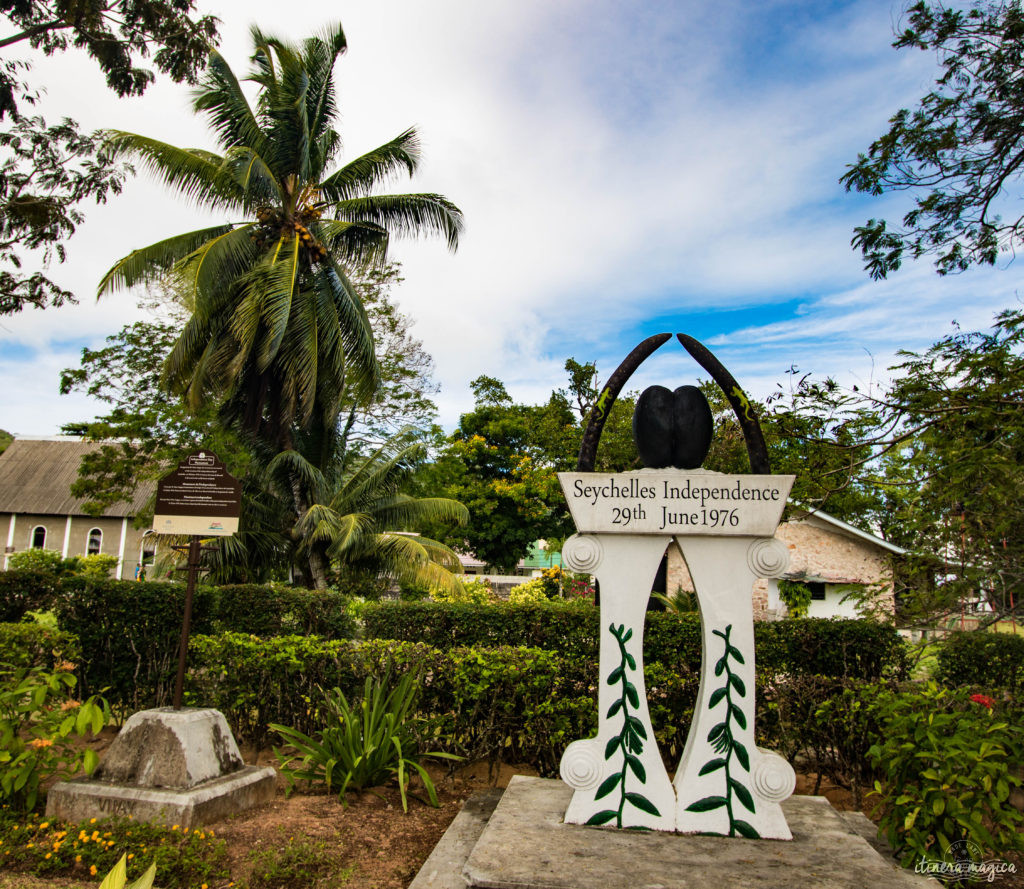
[313,219,389,269]
[332,193,463,251]
[315,263,380,403]
[370,533,464,594]
[318,129,420,202]
[101,131,242,210]
[370,495,468,530]
[174,223,260,307]
[302,24,347,151]
[268,448,328,504]
[223,147,282,205]
[192,50,269,157]
[98,225,234,295]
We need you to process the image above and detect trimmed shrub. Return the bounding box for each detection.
[0,570,60,622]
[362,603,906,680]
[934,631,1024,693]
[54,577,217,713]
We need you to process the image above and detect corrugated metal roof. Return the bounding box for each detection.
[0,438,153,517]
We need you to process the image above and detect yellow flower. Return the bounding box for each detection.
[171,824,179,831]
[38,822,48,829]
[27,738,53,749]
[90,865,97,876]
[89,818,96,824]
[44,853,51,859]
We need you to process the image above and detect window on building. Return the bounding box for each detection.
[808,581,827,601]
[30,526,46,549]
[87,528,102,556]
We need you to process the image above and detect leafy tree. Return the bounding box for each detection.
[0,429,11,454]
[270,430,467,592]
[843,0,1024,278]
[98,24,461,453]
[0,2,219,312]
[0,0,218,116]
[0,113,131,313]
[782,310,1024,625]
[59,315,248,518]
[419,361,639,572]
[94,25,461,586]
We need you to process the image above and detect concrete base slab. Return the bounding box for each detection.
[455,777,940,889]
[46,765,276,830]
[409,789,504,889]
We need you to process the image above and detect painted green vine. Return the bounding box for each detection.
[586,623,660,828]
[686,624,759,838]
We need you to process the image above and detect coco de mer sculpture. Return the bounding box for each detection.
[558,334,797,839]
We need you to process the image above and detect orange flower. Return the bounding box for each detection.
[27,738,53,749]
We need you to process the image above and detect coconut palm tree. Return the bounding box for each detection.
[268,430,469,590]
[97,24,462,452]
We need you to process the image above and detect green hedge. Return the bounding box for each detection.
[934,631,1024,693]
[0,571,59,622]
[362,603,907,680]
[50,578,356,713]
[187,634,605,772]
[187,632,896,778]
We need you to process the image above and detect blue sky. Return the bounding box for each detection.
[1,0,1018,435]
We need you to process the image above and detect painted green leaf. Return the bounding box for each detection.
[595,772,622,801]
[625,652,636,670]
[606,699,623,719]
[729,673,746,697]
[624,682,639,708]
[728,645,745,664]
[707,722,727,743]
[622,627,633,642]
[607,665,624,685]
[625,792,660,816]
[709,687,727,709]
[714,656,726,676]
[698,758,727,776]
[732,741,750,771]
[604,736,620,760]
[730,704,747,730]
[686,795,728,812]
[626,715,647,740]
[625,754,646,782]
[586,809,618,826]
[712,628,727,641]
[730,778,756,813]
[732,819,760,839]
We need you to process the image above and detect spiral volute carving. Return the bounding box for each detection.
[560,739,604,791]
[746,537,789,578]
[562,534,603,573]
[751,751,796,803]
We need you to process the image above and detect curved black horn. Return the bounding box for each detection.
[676,333,770,474]
[576,333,672,471]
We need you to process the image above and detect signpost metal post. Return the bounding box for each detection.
[153,452,241,711]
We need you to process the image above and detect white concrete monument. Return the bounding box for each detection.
[557,333,799,840]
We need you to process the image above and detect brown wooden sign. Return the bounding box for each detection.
[153,452,241,536]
